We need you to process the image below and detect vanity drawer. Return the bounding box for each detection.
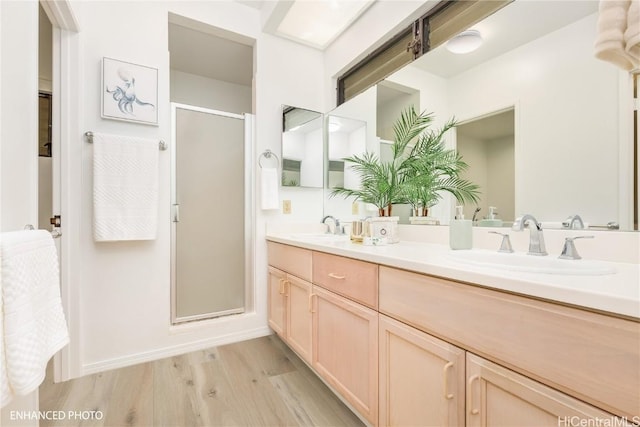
[267,242,312,282]
[379,266,640,420]
[312,251,378,309]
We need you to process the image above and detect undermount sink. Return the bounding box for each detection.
[446,250,617,276]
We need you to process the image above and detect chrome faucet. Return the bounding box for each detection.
[322,215,342,235]
[559,235,594,260]
[512,214,548,256]
[562,214,585,229]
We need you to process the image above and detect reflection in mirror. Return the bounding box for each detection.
[281,106,323,188]
[327,114,367,191]
[346,0,637,230]
[456,108,515,223]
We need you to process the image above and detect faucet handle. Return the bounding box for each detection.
[559,235,594,260]
[489,231,514,253]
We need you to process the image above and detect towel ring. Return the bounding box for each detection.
[259,149,280,169]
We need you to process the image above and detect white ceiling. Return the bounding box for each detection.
[412,0,599,78]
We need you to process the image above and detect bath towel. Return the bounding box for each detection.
[261,167,280,210]
[0,230,69,407]
[93,132,159,241]
[625,0,640,64]
[594,0,636,70]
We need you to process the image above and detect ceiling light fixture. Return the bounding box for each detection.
[446,30,483,54]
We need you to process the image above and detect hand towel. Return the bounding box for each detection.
[261,167,280,210]
[93,132,159,241]
[0,230,69,407]
[624,0,640,64]
[594,0,635,71]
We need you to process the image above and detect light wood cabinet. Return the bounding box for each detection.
[312,285,378,425]
[267,266,313,364]
[268,241,639,426]
[267,266,286,337]
[313,251,378,309]
[466,354,630,427]
[379,266,640,419]
[284,275,313,364]
[379,315,465,427]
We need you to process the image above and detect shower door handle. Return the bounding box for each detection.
[173,204,180,223]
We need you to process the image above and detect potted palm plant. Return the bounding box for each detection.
[331,107,480,235]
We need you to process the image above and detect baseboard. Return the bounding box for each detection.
[81,326,272,376]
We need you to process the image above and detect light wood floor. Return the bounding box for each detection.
[39,335,365,427]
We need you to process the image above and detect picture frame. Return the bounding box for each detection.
[101,57,158,125]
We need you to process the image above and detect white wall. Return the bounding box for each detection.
[0,1,40,424]
[60,0,324,375]
[1,0,39,231]
[170,69,251,113]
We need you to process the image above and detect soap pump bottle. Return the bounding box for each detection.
[450,206,472,250]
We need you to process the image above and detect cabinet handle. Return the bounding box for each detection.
[443,362,454,400]
[328,273,346,280]
[468,375,480,415]
[308,293,316,313]
[278,278,285,295]
[284,280,290,297]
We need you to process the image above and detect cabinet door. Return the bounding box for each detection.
[466,354,629,427]
[312,286,378,425]
[267,267,286,337]
[379,315,465,427]
[285,275,313,364]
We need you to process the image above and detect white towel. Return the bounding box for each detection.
[624,0,640,63]
[594,0,636,70]
[261,167,280,210]
[0,230,69,407]
[93,132,159,241]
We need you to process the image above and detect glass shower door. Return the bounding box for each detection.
[171,104,246,323]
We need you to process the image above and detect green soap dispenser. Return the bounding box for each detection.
[478,206,504,227]
[450,206,472,250]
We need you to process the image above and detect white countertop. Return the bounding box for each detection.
[266,233,640,320]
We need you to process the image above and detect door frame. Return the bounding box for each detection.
[169,102,254,324]
[40,0,83,381]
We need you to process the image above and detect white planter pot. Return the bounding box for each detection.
[368,216,400,244]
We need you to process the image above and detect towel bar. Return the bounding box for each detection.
[84,131,167,151]
[24,224,62,238]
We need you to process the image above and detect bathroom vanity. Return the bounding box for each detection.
[266,234,639,427]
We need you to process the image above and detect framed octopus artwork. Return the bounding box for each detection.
[101,57,158,125]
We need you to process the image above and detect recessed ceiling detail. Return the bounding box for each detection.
[270,0,375,50]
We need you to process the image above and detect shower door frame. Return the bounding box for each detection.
[170,102,255,324]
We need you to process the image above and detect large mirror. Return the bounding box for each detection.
[327,0,638,231]
[282,106,323,188]
[327,114,367,190]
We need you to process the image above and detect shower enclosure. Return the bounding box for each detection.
[171,103,253,323]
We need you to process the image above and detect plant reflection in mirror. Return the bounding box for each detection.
[331,107,480,217]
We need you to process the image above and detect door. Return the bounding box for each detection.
[171,103,247,323]
[466,353,624,426]
[379,314,465,427]
[285,275,312,364]
[267,267,286,336]
[312,286,378,425]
